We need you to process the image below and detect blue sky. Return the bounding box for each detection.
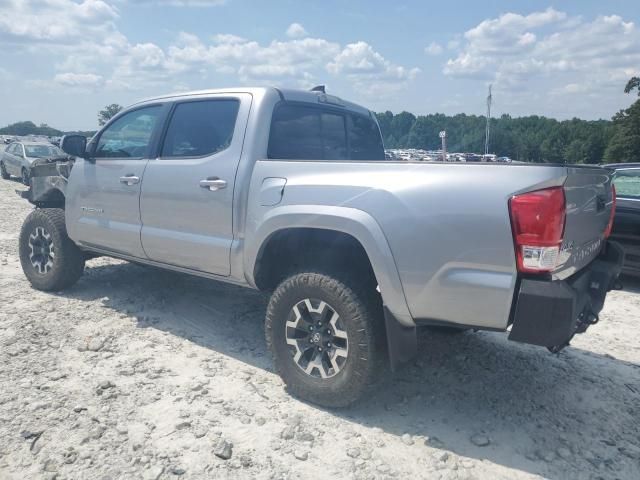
[0,0,639,130]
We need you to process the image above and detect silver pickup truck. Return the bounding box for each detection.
[18,87,623,407]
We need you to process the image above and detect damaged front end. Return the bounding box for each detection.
[17,158,74,208]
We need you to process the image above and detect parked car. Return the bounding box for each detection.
[608,163,640,277]
[17,87,623,407]
[0,141,67,185]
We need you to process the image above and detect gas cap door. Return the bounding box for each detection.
[259,177,287,206]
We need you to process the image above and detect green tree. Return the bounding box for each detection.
[603,78,640,163]
[98,104,123,126]
[624,77,640,96]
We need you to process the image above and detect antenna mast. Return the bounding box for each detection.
[484,84,492,156]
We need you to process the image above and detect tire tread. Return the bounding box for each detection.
[265,271,384,407]
[19,208,84,291]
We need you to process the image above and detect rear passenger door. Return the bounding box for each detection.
[139,94,251,276]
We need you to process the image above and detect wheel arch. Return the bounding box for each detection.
[246,205,413,327]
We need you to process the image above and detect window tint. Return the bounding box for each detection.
[161,99,239,158]
[322,113,347,160]
[614,169,640,199]
[268,104,384,161]
[94,106,161,158]
[268,105,323,160]
[348,114,385,160]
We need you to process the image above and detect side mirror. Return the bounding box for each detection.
[60,135,87,158]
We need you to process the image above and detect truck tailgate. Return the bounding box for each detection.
[555,166,614,279]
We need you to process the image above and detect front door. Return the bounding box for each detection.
[140,94,252,276]
[65,105,165,258]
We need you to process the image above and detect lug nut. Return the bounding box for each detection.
[318,347,323,352]
[326,329,331,335]
[327,342,332,347]
[309,326,314,331]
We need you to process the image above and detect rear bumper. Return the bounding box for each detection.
[508,241,624,350]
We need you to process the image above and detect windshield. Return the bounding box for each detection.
[24,145,64,158]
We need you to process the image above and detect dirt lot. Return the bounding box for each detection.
[0,174,639,480]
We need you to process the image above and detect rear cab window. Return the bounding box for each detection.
[268,103,384,161]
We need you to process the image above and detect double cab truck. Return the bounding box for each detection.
[18,87,623,407]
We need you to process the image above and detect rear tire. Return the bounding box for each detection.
[265,272,384,408]
[19,208,85,291]
[0,161,9,180]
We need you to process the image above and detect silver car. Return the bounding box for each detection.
[1,142,66,185]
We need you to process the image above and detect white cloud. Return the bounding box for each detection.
[444,8,640,96]
[286,23,308,39]
[425,42,443,56]
[328,41,419,78]
[0,0,119,44]
[54,72,104,87]
[165,34,341,85]
[0,1,419,102]
[126,0,227,6]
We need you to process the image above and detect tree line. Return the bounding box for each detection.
[377,77,640,164]
[0,121,95,139]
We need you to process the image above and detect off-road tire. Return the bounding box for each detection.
[0,161,9,180]
[266,272,384,408]
[21,168,30,186]
[19,208,85,291]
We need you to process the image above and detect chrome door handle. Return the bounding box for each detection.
[200,177,227,191]
[119,175,140,186]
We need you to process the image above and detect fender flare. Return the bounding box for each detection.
[244,204,414,328]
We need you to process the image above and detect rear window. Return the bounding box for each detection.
[267,104,384,161]
[349,114,385,160]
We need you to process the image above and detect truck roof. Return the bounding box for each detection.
[129,86,372,117]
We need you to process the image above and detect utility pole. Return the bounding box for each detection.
[484,84,492,157]
[439,130,447,161]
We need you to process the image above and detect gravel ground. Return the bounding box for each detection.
[0,173,639,480]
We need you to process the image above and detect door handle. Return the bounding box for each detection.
[200,177,227,191]
[119,175,140,186]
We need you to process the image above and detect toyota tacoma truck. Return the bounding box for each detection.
[17,87,623,407]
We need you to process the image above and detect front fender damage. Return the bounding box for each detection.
[17,160,73,206]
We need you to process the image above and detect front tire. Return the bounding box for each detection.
[265,272,384,408]
[0,161,9,180]
[19,208,85,291]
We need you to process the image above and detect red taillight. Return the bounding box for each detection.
[509,187,566,274]
[604,184,616,238]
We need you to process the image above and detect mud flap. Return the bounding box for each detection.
[383,307,417,371]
